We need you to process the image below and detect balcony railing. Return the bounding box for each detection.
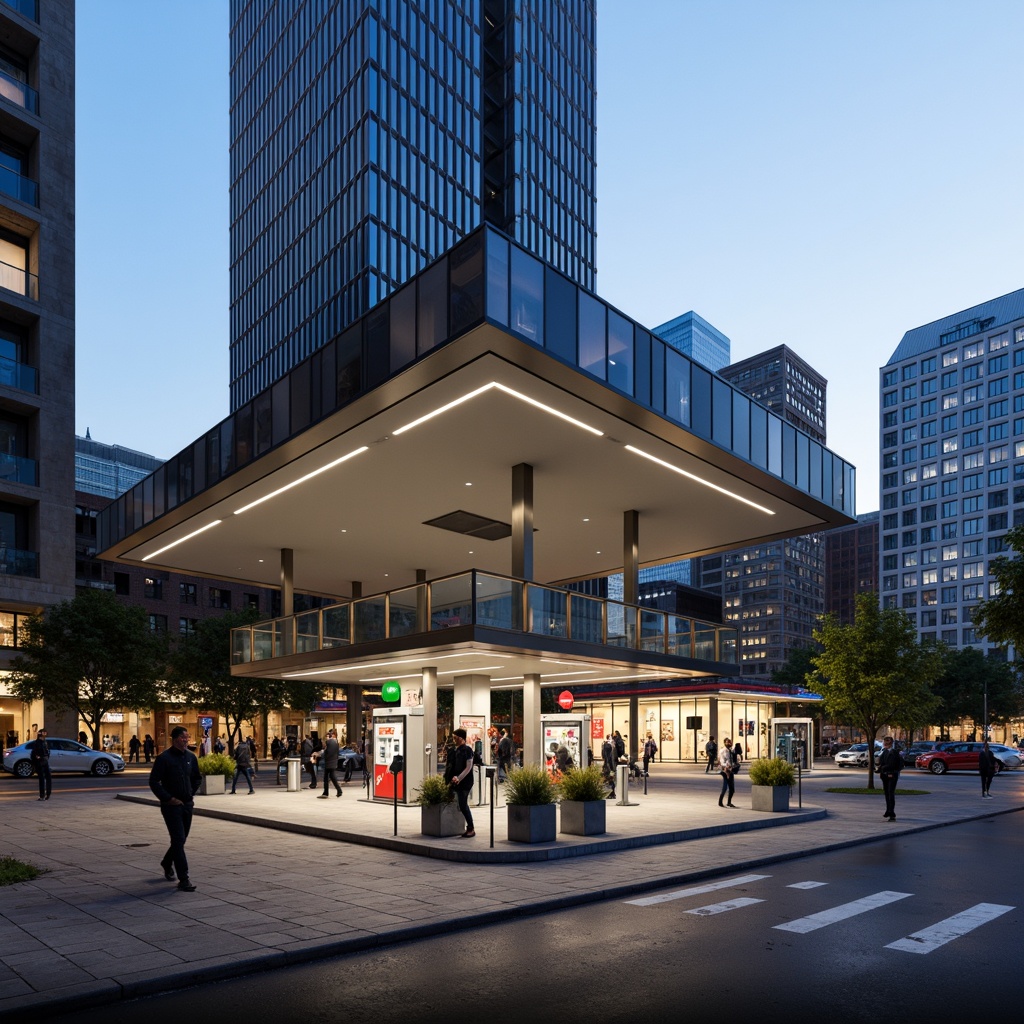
[0,69,37,114]
[0,258,37,299]
[0,165,37,206]
[231,570,739,668]
[0,546,37,577]
[0,452,35,485]
[0,354,36,393]
[0,0,38,22]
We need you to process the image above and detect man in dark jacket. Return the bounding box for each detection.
[876,735,901,822]
[29,729,51,801]
[149,726,201,891]
[318,728,344,798]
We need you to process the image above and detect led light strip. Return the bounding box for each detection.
[359,664,506,682]
[283,651,513,678]
[234,445,369,515]
[625,445,776,515]
[141,520,222,562]
[392,381,603,437]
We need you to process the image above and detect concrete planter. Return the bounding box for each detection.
[507,803,557,843]
[559,799,606,836]
[751,784,790,812]
[198,774,225,796]
[420,802,465,837]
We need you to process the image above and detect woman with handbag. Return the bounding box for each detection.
[718,737,736,807]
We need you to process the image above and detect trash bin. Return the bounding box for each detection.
[615,763,630,805]
[473,763,492,805]
[286,756,301,792]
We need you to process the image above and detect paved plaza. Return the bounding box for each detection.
[0,762,1020,1017]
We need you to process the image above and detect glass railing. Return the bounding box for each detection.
[0,546,37,577]
[0,258,37,299]
[231,569,739,667]
[0,354,37,393]
[0,452,36,485]
[0,165,37,206]
[0,0,38,22]
[0,69,37,114]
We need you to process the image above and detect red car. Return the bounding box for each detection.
[915,742,1021,774]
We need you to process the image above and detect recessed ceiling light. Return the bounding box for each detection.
[582,518,590,522]
[465,482,472,486]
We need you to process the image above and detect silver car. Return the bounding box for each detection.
[833,742,881,768]
[2,737,126,778]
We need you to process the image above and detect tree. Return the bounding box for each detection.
[972,524,1024,655]
[168,609,303,753]
[811,593,940,787]
[9,590,166,749]
[931,646,1021,738]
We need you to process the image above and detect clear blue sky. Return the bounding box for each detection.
[75,0,1024,515]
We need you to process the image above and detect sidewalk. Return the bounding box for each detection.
[0,763,1020,1017]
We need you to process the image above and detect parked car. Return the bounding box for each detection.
[834,742,882,768]
[915,742,1022,774]
[2,738,126,778]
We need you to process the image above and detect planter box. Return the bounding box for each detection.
[199,774,225,796]
[751,784,790,812]
[420,801,465,837]
[559,799,606,836]
[507,803,557,844]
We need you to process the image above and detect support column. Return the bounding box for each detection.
[522,673,541,767]
[346,686,362,749]
[416,569,428,633]
[512,463,534,581]
[422,666,438,776]
[280,548,294,655]
[453,674,492,761]
[628,693,639,765]
[351,581,362,599]
[622,510,639,606]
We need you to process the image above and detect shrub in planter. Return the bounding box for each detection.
[504,764,555,805]
[557,764,607,836]
[414,773,456,806]
[198,753,236,779]
[747,757,796,788]
[415,773,464,837]
[505,764,556,843]
[556,764,607,802]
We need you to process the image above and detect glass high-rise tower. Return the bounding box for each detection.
[229,0,597,410]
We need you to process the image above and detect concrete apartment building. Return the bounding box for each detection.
[0,0,75,746]
[880,287,1024,655]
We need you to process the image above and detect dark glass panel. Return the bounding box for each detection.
[796,431,809,490]
[178,449,193,503]
[272,379,290,447]
[845,463,856,515]
[205,429,220,487]
[809,439,822,498]
[486,231,510,327]
[750,403,767,468]
[712,377,731,448]
[544,267,576,363]
[767,414,782,476]
[417,257,448,355]
[235,403,253,467]
[219,417,234,478]
[450,234,484,335]
[782,422,797,483]
[822,451,833,505]
[634,328,651,406]
[691,364,711,438]
[291,359,311,435]
[165,456,178,509]
[510,246,543,345]
[320,339,338,413]
[365,309,389,390]
[337,324,362,405]
[607,310,633,393]
[142,475,153,523]
[578,291,606,379]
[651,338,665,414]
[192,438,206,495]
[309,350,322,423]
[153,466,165,519]
[665,347,688,425]
[390,283,416,371]
[732,393,750,459]
[254,392,273,455]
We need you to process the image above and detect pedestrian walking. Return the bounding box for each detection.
[643,732,658,775]
[979,741,997,799]
[300,734,317,788]
[230,737,255,794]
[143,734,155,762]
[128,735,141,763]
[601,734,616,798]
[731,739,743,773]
[318,728,344,798]
[447,727,476,838]
[29,729,51,801]
[149,726,201,891]
[718,737,736,807]
[496,729,513,781]
[876,735,901,821]
[705,736,718,774]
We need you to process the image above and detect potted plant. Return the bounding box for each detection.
[197,753,234,795]
[414,773,465,837]
[557,763,607,835]
[504,764,557,843]
[747,757,796,812]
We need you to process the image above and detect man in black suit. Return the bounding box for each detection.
[149,726,202,891]
[877,735,901,821]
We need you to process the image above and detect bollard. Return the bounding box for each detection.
[615,763,634,806]
[286,756,301,792]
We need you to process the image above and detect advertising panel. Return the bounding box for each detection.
[372,717,405,800]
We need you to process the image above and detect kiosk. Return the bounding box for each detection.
[540,713,591,772]
[371,707,424,803]
[771,718,814,771]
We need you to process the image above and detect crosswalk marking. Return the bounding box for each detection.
[625,873,771,906]
[773,890,913,933]
[788,881,827,889]
[687,897,764,917]
[886,903,1015,954]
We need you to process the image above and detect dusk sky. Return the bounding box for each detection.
[76,0,1024,515]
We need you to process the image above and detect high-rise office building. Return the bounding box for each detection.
[695,346,828,679]
[824,510,879,625]
[653,310,730,373]
[75,433,164,501]
[0,0,75,742]
[229,0,597,409]
[880,287,1024,654]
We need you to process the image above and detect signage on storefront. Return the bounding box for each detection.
[101,712,125,723]
[168,715,182,724]
[381,680,401,703]
[591,718,604,739]
[557,690,574,710]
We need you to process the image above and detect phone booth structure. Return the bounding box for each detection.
[371,708,424,804]
[540,714,591,772]
[771,718,814,771]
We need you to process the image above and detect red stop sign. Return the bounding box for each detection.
[557,690,574,710]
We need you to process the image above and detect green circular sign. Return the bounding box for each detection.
[381,680,401,703]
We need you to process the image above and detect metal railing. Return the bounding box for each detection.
[0,354,36,393]
[0,165,37,206]
[0,258,36,299]
[0,546,37,577]
[0,68,37,114]
[231,569,739,667]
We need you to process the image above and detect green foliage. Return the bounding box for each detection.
[414,773,455,806]
[0,855,43,886]
[812,592,941,788]
[504,764,556,805]
[747,757,796,788]
[973,524,1024,654]
[556,763,607,801]
[198,753,235,778]
[9,590,166,749]
[931,646,1021,731]
[771,645,822,693]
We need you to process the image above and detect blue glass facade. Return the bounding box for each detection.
[229,0,596,410]
[653,311,731,373]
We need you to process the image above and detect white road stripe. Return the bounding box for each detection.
[788,881,827,889]
[886,903,1015,954]
[687,897,764,917]
[626,873,771,906]
[773,890,913,933]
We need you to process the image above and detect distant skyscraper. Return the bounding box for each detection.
[653,311,730,373]
[825,511,879,625]
[880,287,1024,655]
[229,0,597,409]
[75,434,164,500]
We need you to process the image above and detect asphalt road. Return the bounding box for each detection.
[44,814,1020,1024]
